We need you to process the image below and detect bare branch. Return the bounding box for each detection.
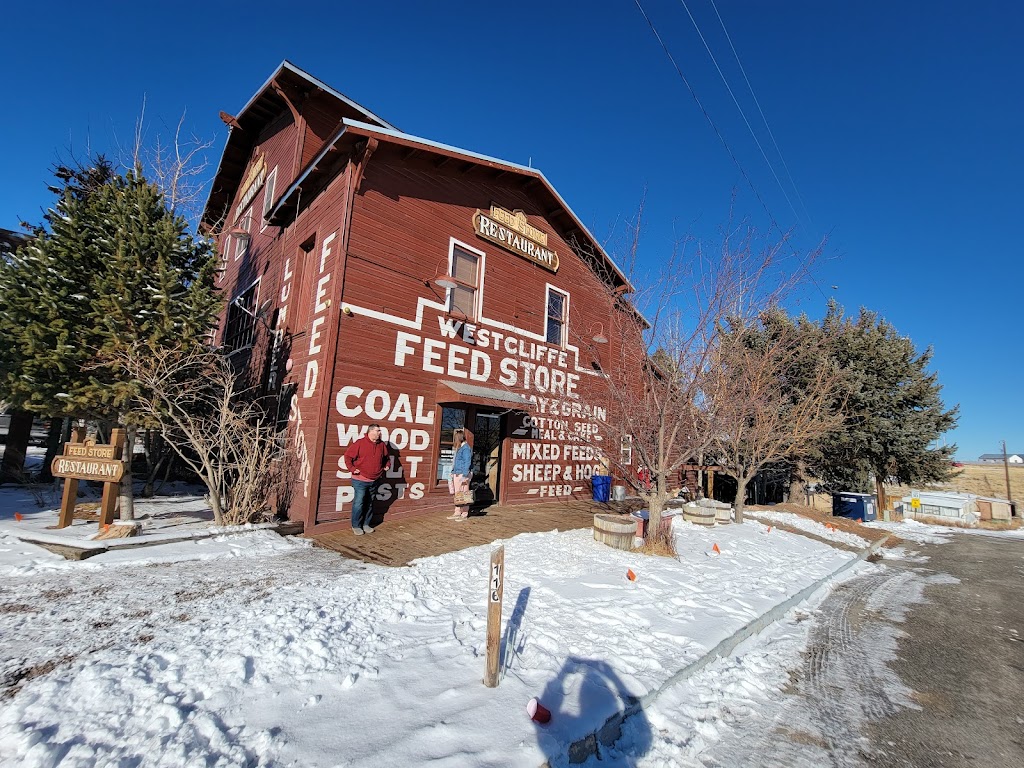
[118,104,216,226]
[113,344,294,527]
[588,213,826,539]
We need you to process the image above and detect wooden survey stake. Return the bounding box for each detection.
[484,545,505,688]
[53,428,126,528]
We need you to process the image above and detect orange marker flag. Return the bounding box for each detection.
[712,543,721,554]
[14,512,23,522]
[626,569,637,581]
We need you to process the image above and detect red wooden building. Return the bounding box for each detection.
[202,62,640,534]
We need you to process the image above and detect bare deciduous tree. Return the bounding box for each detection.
[709,320,844,523]
[593,213,823,540]
[122,98,216,225]
[116,344,293,527]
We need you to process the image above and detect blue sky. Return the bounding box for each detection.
[2,1,1021,460]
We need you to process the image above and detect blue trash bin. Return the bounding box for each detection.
[832,492,877,521]
[592,475,611,502]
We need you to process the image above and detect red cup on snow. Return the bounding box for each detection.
[527,697,551,724]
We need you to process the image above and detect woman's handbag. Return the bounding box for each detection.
[453,489,476,506]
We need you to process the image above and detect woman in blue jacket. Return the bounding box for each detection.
[448,429,473,520]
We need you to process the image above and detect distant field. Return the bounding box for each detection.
[885,462,1023,502]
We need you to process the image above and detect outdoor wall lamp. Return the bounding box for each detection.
[433,274,458,290]
[590,323,609,344]
[426,260,458,292]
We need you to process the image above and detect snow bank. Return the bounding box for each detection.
[747,510,870,548]
[865,518,956,544]
[0,519,856,767]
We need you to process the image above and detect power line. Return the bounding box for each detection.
[708,0,815,229]
[677,0,804,230]
[632,0,784,237]
[633,0,830,304]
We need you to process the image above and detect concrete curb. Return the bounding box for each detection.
[14,521,305,560]
[560,532,893,765]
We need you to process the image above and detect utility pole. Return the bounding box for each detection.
[1003,440,1013,502]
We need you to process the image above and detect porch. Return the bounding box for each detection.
[309,498,641,566]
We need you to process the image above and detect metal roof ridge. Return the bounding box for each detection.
[234,61,396,131]
[278,62,397,131]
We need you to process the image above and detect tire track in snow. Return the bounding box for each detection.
[701,564,949,768]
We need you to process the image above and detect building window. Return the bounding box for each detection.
[436,406,467,482]
[448,245,480,319]
[217,233,231,283]
[620,435,633,466]
[546,287,568,346]
[224,280,259,352]
[234,209,252,261]
[261,167,277,231]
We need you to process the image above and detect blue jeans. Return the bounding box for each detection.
[351,479,379,529]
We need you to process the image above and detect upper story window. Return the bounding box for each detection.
[260,167,278,232]
[448,245,480,319]
[546,287,569,346]
[233,209,252,261]
[224,280,259,352]
[217,233,231,284]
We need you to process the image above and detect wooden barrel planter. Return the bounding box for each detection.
[715,507,732,525]
[593,514,637,550]
[683,507,716,526]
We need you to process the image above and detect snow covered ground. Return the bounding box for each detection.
[747,509,871,548]
[0,477,256,576]
[0,481,875,767]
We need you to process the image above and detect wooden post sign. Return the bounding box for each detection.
[484,545,505,688]
[51,428,126,528]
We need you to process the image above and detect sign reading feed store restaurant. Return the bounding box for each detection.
[473,205,559,273]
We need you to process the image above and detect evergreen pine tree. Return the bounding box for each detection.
[0,160,219,420]
[0,159,221,511]
[811,302,958,507]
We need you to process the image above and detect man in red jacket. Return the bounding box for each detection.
[343,424,390,535]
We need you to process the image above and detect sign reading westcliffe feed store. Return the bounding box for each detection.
[473,206,559,273]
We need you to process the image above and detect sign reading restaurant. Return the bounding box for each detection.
[51,439,125,484]
[473,205,559,273]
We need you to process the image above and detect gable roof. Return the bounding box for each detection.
[202,60,394,229]
[267,118,634,292]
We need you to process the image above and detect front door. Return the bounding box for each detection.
[471,413,502,504]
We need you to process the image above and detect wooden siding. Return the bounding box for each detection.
[301,91,348,168]
[215,108,641,535]
[214,96,356,531]
[312,145,625,530]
